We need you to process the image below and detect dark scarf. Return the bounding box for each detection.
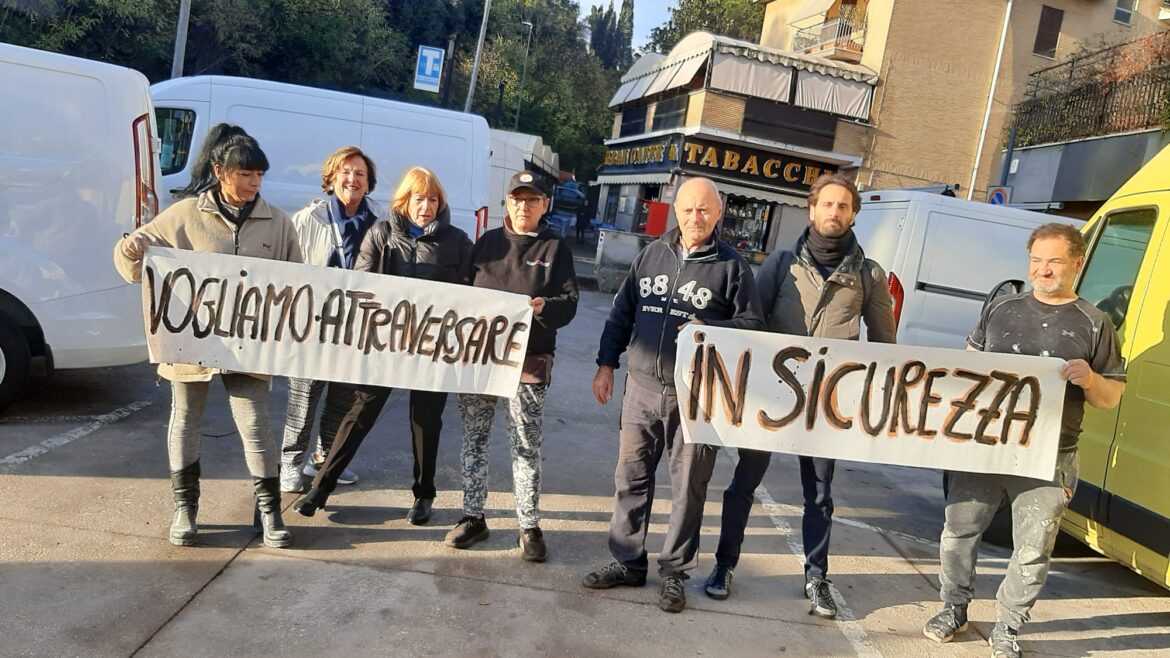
[213,190,256,227]
[328,195,376,269]
[805,226,857,271]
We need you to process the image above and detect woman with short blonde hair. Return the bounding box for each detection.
[295,166,471,526]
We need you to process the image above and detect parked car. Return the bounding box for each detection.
[552,181,587,218]
[0,43,160,412]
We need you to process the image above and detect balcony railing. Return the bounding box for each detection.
[1010,30,1170,148]
[792,15,867,62]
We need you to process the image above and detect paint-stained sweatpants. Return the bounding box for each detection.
[608,378,719,579]
[938,450,1078,629]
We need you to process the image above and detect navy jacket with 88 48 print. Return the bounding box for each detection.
[597,229,764,390]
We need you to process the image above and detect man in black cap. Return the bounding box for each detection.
[444,171,580,563]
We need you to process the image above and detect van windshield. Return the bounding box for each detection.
[156,108,195,176]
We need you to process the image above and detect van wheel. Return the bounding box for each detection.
[942,472,1013,548]
[0,316,31,414]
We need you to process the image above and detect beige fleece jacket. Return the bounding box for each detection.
[113,191,303,382]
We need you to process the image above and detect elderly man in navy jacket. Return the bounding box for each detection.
[581,176,763,613]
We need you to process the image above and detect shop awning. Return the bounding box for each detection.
[710,52,792,103]
[794,70,872,120]
[595,172,674,186]
[713,180,808,208]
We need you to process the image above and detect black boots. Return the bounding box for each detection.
[253,476,292,548]
[293,487,329,517]
[169,461,200,546]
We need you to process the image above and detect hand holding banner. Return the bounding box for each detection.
[674,325,1066,479]
[142,248,532,397]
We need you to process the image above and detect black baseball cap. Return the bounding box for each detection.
[507,171,549,197]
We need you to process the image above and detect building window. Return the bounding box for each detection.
[651,95,687,132]
[1115,0,1138,24]
[1033,5,1064,58]
[619,105,647,137]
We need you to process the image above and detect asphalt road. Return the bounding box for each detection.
[1,289,1167,657]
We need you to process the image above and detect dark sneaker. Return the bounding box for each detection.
[406,498,433,525]
[704,564,734,600]
[444,515,489,549]
[581,562,647,589]
[658,576,686,613]
[989,622,1021,658]
[518,527,547,562]
[923,603,969,643]
[805,577,838,619]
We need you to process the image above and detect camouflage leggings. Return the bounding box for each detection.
[457,383,548,529]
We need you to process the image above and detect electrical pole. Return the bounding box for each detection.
[514,21,534,130]
[170,0,192,79]
[440,35,456,108]
[464,0,493,113]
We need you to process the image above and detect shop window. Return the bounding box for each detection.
[720,196,773,253]
[1033,6,1063,58]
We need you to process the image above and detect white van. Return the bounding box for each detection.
[150,76,491,238]
[853,191,1081,349]
[0,43,160,412]
[489,129,558,229]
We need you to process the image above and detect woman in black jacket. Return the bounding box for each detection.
[294,166,471,524]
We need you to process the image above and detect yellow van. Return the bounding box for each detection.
[1057,144,1170,589]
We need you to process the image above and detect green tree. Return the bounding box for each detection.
[616,0,633,69]
[0,0,174,80]
[646,0,764,53]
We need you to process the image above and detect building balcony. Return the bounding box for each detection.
[1009,30,1170,148]
[791,16,867,63]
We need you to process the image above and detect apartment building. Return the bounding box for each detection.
[762,0,1167,202]
[593,0,1167,256]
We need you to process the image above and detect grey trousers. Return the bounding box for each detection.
[167,374,278,478]
[608,378,718,578]
[939,450,1078,629]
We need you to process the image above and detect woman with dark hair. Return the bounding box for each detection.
[113,123,303,549]
[293,166,471,525]
[279,146,383,494]
[173,123,249,199]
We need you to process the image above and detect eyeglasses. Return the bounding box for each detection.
[508,195,545,206]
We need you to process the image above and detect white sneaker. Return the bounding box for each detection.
[303,460,359,485]
[279,467,307,493]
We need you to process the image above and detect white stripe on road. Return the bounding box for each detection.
[0,400,152,470]
[723,450,883,658]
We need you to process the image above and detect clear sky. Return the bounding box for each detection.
[631,0,672,50]
[582,0,672,51]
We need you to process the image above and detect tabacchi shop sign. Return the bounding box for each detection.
[680,138,836,193]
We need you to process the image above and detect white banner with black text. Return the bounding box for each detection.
[141,248,532,397]
[673,325,1066,479]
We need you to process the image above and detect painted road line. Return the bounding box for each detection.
[0,400,152,470]
[723,450,882,658]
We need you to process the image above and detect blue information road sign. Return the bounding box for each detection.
[414,45,444,93]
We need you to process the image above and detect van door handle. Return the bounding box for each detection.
[169,188,185,195]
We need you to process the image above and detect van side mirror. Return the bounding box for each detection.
[983,279,1024,312]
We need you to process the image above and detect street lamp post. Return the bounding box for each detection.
[514,20,534,130]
